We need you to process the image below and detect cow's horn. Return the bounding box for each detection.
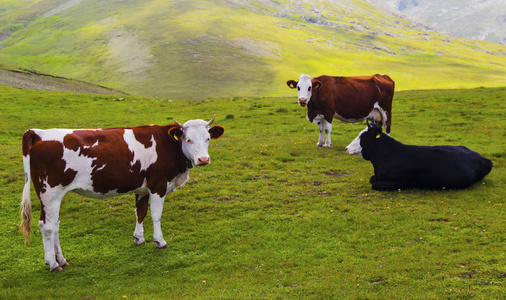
[174,119,184,127]
[208,114,216,126]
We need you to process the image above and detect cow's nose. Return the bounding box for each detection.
[299,98,307,103]
[197,157,210,165]
[345,147,349,153]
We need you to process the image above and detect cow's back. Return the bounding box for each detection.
[396,144,492,189]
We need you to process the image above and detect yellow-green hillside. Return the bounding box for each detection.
[0,0,504,99]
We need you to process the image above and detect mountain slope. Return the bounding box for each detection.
[0,0,505,99]
[377,0,506,44]
[0,63,124,95]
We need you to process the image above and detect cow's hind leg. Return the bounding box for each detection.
[134,194,149,245]
[149,193,168,248]
[38,191,67,271]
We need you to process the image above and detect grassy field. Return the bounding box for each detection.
[0,85,504,298]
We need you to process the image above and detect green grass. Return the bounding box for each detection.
[0,86,504,298]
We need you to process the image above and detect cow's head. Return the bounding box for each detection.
[286,73,323,107]
[169,116,224,166]
[345,119,383,159]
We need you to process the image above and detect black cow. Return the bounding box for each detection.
[345,121,493,191]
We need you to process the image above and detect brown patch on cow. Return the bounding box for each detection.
[132,126,155,147]
[39,201,46,223]
[22,130,39,157]
[135,194,149,223]
[144,125,189,196]
[29,140,77,196]
[63,130,101,152]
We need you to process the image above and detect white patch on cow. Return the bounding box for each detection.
[62,147,95,189]
[333,112,366,123]
[149,193,167,248]
[345,127,368,157]
[123,129,158,172]
[73,188,122,199]
[83,140,99,149]
[309,114,326,124]
[333,103,386,130]
[167,170,189,194]
[34,128,75,142]
[34,128,103,142]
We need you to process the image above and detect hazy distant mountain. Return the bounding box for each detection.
[0,0,504,98]
[377,0,506,44]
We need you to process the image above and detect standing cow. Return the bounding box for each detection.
[20,117,224,271]
[287,73,394,147]
[345,120,493,191]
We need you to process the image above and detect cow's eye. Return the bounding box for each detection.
[297,86,300,91]
[187,139,193,144]
[206,138,210,142]
[308,86,311,91]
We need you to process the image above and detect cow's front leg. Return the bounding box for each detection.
[133,194,149,245]
[323,120,332,148]
[149,193,168,248]
[317,122,325,147]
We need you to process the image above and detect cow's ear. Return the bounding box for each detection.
[313,80,323,90]
[371,126,382,138]
[286,80,298,89]
[209,125,225,139]
[168,127,183,142]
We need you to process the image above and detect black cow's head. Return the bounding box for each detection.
[345,119,384,159]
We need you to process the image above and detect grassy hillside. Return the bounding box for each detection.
[0,62,125,94]
[0,0,505,99]
[0,87,504,298]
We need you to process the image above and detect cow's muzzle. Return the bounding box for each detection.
[197,157,210,166]
[298,98,307,107]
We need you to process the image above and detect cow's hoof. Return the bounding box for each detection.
[317,143,324,147]
[59,261,69,268]
[323,144,331,148]
[155,241,168,249]
[49,264,63,272]
[134,237,145,245]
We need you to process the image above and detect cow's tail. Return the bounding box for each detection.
[20,130,34,245]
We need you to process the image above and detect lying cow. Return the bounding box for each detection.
[287,73,394,147]
[20,117,224,271]
[345,120,492,191]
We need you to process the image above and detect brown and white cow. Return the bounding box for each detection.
[287,74,394,147]
[20,117,224,271]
